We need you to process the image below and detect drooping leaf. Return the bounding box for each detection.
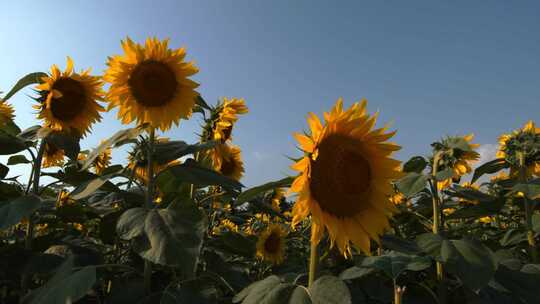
[232,275,282,304]
[359,251,431,279]
[116,204,207,277]
[235,176,295,206]
[21,256,96,304]
[69,172,119,200]
[18,125,42,141]
[0,130,29,155]
[153,140,218,164]
[0,118,21,136]
[403,156,428,173]
[156,159,243,194]
[7,154,31,165]
[81,127,143,171]
[309,275,351,304]
[512,179,540,200]
[471,158,509,183]
[396,173,429,197]
[440,239,498,290]
[339,266,376,281]
[0,194,41,230]
[499,229,527,247]
[0,163,8,179]
[196,95,212,110]
[380,234,422,255]
[2,72,47,101]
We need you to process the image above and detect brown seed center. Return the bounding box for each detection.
[220,157,235,177]
[50,77,86,121]
[309,134,372,218]
[264,231,281,254]
[128,60,178,107]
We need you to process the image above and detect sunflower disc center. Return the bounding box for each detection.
[128,61,178,107]
[220,158,235,177]
[264,231,281,254]
[310,135,372,218]
[50,77,86,121]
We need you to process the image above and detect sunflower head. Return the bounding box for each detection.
[127,136,178,184]
[94,140,112,175]
[256,223,287,265]
[43,141,65,168]
[34,57,104,137]
[269,188,285,212]
[290,98,402,256]
[0,99,15,127]
[432,134,480,190]
[497,121,540,176]
[211,98,249,142]
[211,144,244,181]
[104,37,199,131]
[212,218,239,235]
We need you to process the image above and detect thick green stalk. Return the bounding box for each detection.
[430,152,446,304]
[144,128,156,295]
[518,152,537,262]
[308,224,319,288]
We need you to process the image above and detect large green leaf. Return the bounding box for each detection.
[512,179,540,199]
[69,171,120,200]
[471,158,509,183]
[396,173,429,197]
[0,118,21,136]
[2,72,47,101]
[161,281,218,304]
[235,176,295,206]
[0,129,29,155]
[288,286,312,304]
[415,233,444,259]
[445,185,498,203]
[402,156,428,173]
[339,266,376,281]
[7,154,31,165]
[22,256,96,304]
[494,265,540,304]
[440,239,498,290]
[81,126,143,171]
[0,194,41,230]
[116,204,207,277]
[44,165,119,193]
[232,275,282,304]
[156,159,243,193]
[214,231,257,257]
[153,140,218,164]
[434,168,455,182]
[18,125,43,141]
[532,214,540,234]
[359,251,431,279]
[309,276,351,304]
[380,234,422,255]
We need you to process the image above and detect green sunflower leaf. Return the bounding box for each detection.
[3,72,47,102]
[234,176,295,206]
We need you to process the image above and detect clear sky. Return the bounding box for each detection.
[2,1,539,186]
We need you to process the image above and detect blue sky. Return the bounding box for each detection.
[2,1,539,186]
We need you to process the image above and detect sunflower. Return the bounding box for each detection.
[56,190,75,208]
[35,57,104,136]
[212,218,239,235]
[212,98,249,142]
[435,134,480,190]
[389,192,405,205]
[127,136,179,184]
[42,142,65,168]
[270,188,285,212]
[289,98,402,256]
[93,140,112,175]
[497,120,540,177]
[78,141,111,175]
[104,37,199,131]
[0,100,15,126]
[256,223,287,265]
[211,144,244,181]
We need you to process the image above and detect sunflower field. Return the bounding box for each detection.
[0,37,539,304]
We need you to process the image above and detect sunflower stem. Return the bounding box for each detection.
[518,152,538,262]
[430,151,446,303]
[143,128,156,295]
[21,141,45,292]
[308,224,319,288]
